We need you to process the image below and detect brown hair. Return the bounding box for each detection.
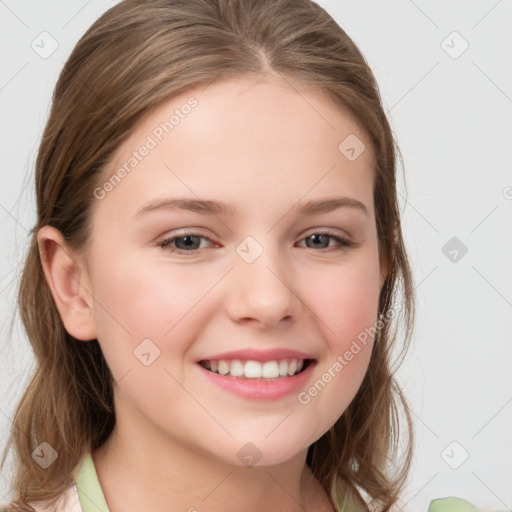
[1,0,415,510]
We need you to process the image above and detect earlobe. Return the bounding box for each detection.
[37,226,97,341]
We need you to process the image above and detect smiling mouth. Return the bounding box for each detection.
[198,358,313,380]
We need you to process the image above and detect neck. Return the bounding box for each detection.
[92,415,334,512]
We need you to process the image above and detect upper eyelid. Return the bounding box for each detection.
[159,227,352,239]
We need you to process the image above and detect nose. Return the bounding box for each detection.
[225,245,302,329]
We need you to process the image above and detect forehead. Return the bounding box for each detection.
[95,74,375,221]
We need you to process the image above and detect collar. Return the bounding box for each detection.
[74,452,111,512]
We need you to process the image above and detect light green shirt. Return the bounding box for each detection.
[74,453,110,512]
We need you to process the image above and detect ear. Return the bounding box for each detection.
[37,225,97,341]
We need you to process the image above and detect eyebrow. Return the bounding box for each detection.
[135,195,369,218]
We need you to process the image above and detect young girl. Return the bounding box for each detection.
[1,0,478,511]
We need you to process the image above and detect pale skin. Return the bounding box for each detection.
[38,74,388,511]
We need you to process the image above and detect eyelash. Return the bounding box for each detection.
[156,230,354,256]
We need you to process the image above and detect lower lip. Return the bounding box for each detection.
[196,362,316,400]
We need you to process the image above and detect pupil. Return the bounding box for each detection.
[176,235,199,250]
[308,234,328,248]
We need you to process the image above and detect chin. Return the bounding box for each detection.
[212,435,313,469]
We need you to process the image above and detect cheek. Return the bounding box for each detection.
[312,253,381,351]
[288,259,380,445]
[89,255,214,366]
[305,252,380,400]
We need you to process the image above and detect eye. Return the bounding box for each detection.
[157,230,355,256]
[157,232,217,255]
[297,231,354,252]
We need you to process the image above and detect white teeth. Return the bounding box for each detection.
[262,361,279,379]
[203,358,306,379]
[287,360,297,376]
[217,360,229,375]
[230,359,244,377]
[244,360,262,378]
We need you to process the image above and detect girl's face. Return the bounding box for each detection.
[81,75,385,466]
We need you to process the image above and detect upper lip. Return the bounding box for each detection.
[196,348,316,363]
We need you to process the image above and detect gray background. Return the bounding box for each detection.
[1,1,511,510]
